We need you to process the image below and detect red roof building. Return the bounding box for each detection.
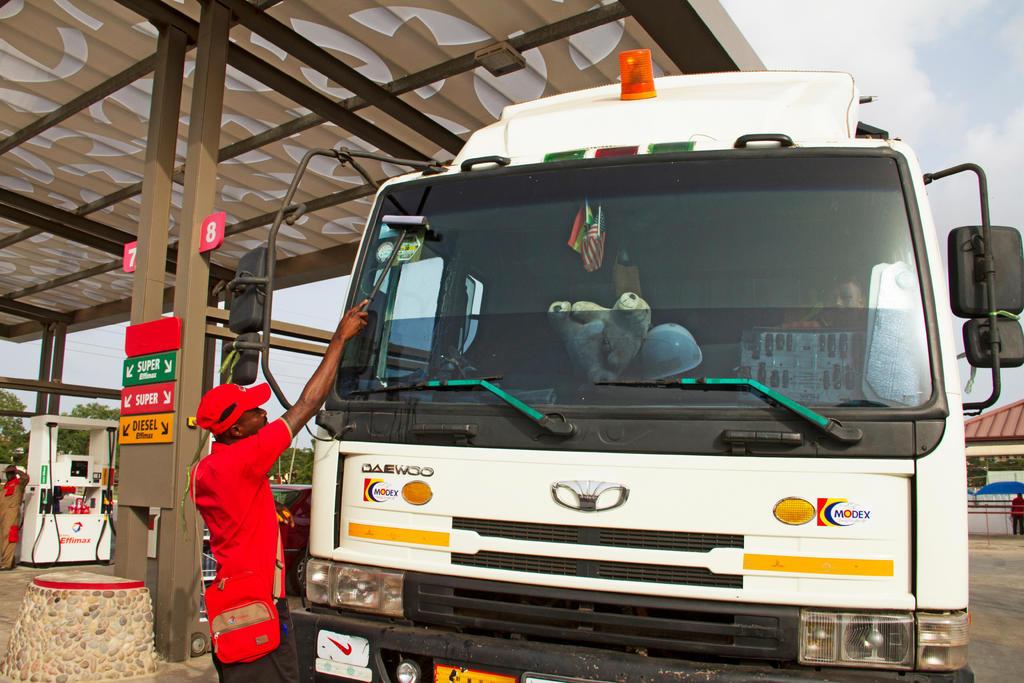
[965,399,1024,465]
[965,399,1024,443]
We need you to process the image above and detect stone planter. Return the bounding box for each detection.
[0,571,158,682]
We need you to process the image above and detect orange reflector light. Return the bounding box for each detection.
[773,497,816,525]
[744,553,894,577]
[401,480,433,506]
[348,522,449,547]
[619,49,656,100]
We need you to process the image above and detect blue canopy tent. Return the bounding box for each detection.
[975,481,1024,495]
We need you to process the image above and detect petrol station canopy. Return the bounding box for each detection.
[0,0,762,342]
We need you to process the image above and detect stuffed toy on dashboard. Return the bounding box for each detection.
[548,292,651,383]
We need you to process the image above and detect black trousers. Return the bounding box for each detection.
[213,599,299,683]
[1013,516,1024,535]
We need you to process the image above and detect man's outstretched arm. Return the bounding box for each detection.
[282,300,368,436]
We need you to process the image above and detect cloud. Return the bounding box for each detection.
[720,1,986,145]
[998,10,1024,73]
[964,105,1024,224]
[925,105,1024,249]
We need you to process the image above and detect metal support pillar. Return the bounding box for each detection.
[154,0,230,661]
[115,23,187,590]
[46,322,67,414]
[203,289,219,395]
[34,323,54,414]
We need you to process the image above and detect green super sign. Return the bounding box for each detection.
[123,351,176,387]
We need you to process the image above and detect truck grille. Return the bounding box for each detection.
[453,517,743,552]
[405,573,797,661]
[452,551,743,589]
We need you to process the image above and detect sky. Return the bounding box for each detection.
[1,1,1022,446]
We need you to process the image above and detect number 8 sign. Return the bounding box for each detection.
[199,211,225,253]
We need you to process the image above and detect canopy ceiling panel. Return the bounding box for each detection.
[21,268,141,311]
[0,232,161,308]
[0,1,157,135]
[0,0,757,338]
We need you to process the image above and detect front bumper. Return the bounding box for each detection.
[293,608,973,683]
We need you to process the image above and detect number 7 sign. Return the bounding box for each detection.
[199,211,225,253]
[123,241,138,273]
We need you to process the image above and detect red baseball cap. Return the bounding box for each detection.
[195,382,271,435]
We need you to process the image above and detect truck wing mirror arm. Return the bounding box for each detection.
[928,163,1023,414]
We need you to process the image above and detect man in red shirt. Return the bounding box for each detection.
[193,301,367,682]
[1012,493,1024,536]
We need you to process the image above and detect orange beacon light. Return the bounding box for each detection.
[619,49,656,100]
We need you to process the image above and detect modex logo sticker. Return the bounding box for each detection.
[362,478,399,503]
[817,498,871,526]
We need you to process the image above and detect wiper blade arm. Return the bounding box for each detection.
[354,377,575,437]
[352,375,503,395]
[598,377,862,444]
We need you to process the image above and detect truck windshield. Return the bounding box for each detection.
[339,154,932,412]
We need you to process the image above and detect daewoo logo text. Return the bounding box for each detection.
[817,498,871,526]
[361,463,434,477]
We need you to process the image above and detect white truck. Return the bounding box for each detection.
[287,61,1023,682]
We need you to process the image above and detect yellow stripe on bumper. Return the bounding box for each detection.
[348,522,450,547]
[743,553,893,577]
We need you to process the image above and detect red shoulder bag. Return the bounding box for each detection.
[204,570,280,663]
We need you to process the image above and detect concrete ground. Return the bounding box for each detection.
[0,538,1021,682]
[967,535,1024,683]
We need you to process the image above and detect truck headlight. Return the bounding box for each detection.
[917,612,968,671]
[305,558,332,606]
[799,610,914,669]
[330,563,404,617]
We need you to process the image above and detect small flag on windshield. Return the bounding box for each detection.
[567,199,590,253]
[581,205,605,272]
[567,199,605,271]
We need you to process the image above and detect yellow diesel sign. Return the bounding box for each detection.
[119,413,174,445]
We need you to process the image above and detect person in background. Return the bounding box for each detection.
[191,301,367,683]
[784,277,866,329]
[0,464,30,570]
[1011,493,1024,536]
[831,279,866,309]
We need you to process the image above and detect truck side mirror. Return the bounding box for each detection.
[947,225,1023,318]
[963,318,1024,368]
[228,247,268,334]
[229,332,261,385]
[929,164,1016,411]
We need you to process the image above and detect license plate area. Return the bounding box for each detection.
[434,664,517,683]
[433,665,609,683]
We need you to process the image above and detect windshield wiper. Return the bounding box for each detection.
[353,377,575,437]
[597,377,863,444]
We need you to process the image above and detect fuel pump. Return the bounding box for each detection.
[19,415,119,566]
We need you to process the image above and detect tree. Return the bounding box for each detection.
[273,446,313,484]
[0,390,28,465]
[57,402,120,455]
